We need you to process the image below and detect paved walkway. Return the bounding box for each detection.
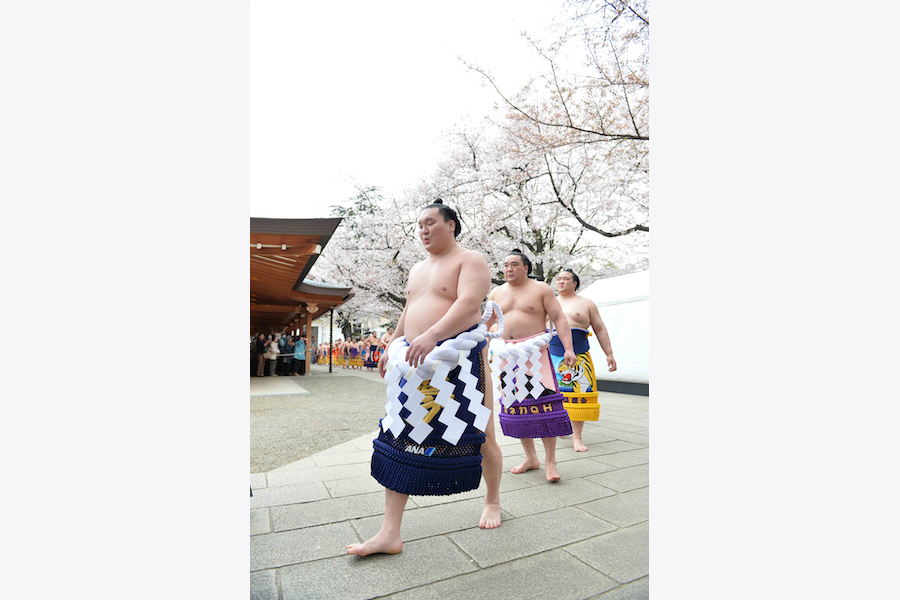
[250,362,389,397]
[250,368,650,600]
[250,375,311,396]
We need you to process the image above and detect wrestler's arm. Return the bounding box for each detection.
[484,287,499,331]
[588,300,617,371]
[543,285,577,367]
[406,252,491,367]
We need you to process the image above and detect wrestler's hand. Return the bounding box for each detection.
[406,331,438,369]
[607,355,617,372]
[377,351,389,378]
[564,349,577,367]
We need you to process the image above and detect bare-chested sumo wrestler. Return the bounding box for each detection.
[347,200,503,557]
[485,250,577,482]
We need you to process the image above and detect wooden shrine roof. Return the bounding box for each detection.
[250,217,352,333]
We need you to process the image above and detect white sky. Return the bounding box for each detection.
[246,0,565,218]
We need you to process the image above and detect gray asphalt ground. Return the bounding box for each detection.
[251,370,386,473]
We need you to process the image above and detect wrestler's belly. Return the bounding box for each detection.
[403,299,480,341]
[500,310,548,340]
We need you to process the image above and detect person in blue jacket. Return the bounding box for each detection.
[293,335,306,375]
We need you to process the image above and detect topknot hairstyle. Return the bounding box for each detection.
[561,268,581,290]
[508,248,533,274]
[422,198,462,238]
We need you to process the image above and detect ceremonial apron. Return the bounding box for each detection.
[371,303,503,496]
[489,331,573,439]
[549,328,600,421]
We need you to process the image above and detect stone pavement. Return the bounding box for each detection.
[250,368,649,600]
[250,374,311,396]
[250,362,391,396]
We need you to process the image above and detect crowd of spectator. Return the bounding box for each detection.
[251,332,307,377]
[252,327,395,377]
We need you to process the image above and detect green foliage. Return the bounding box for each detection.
[330,186,382,219]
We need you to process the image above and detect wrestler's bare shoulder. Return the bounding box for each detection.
[434,247,487,267]
[559,293,593,310]
[458,247,487,261]
[488,282,509,301]
[521,278,553,299]
[537,279,556,295]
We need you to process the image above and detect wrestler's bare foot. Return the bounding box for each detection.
[346,532,403,556]
[573,438,588,452]
[545,462,561,482]
[479,502,502,529]
[511,457,540,474]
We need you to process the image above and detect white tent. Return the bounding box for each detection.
[579,270,649,386]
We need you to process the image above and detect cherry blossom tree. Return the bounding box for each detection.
[465,0,649,242]
[311,1,650,320]
[402,119,621,286]
[314,186,414,323]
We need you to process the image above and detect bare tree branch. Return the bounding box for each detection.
[463,61,648,142]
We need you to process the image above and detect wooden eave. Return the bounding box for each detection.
[250,217,352,334]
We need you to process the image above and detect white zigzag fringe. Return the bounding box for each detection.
[488,332,553,411]
[382,346,405,437]
[381,301,504,445]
